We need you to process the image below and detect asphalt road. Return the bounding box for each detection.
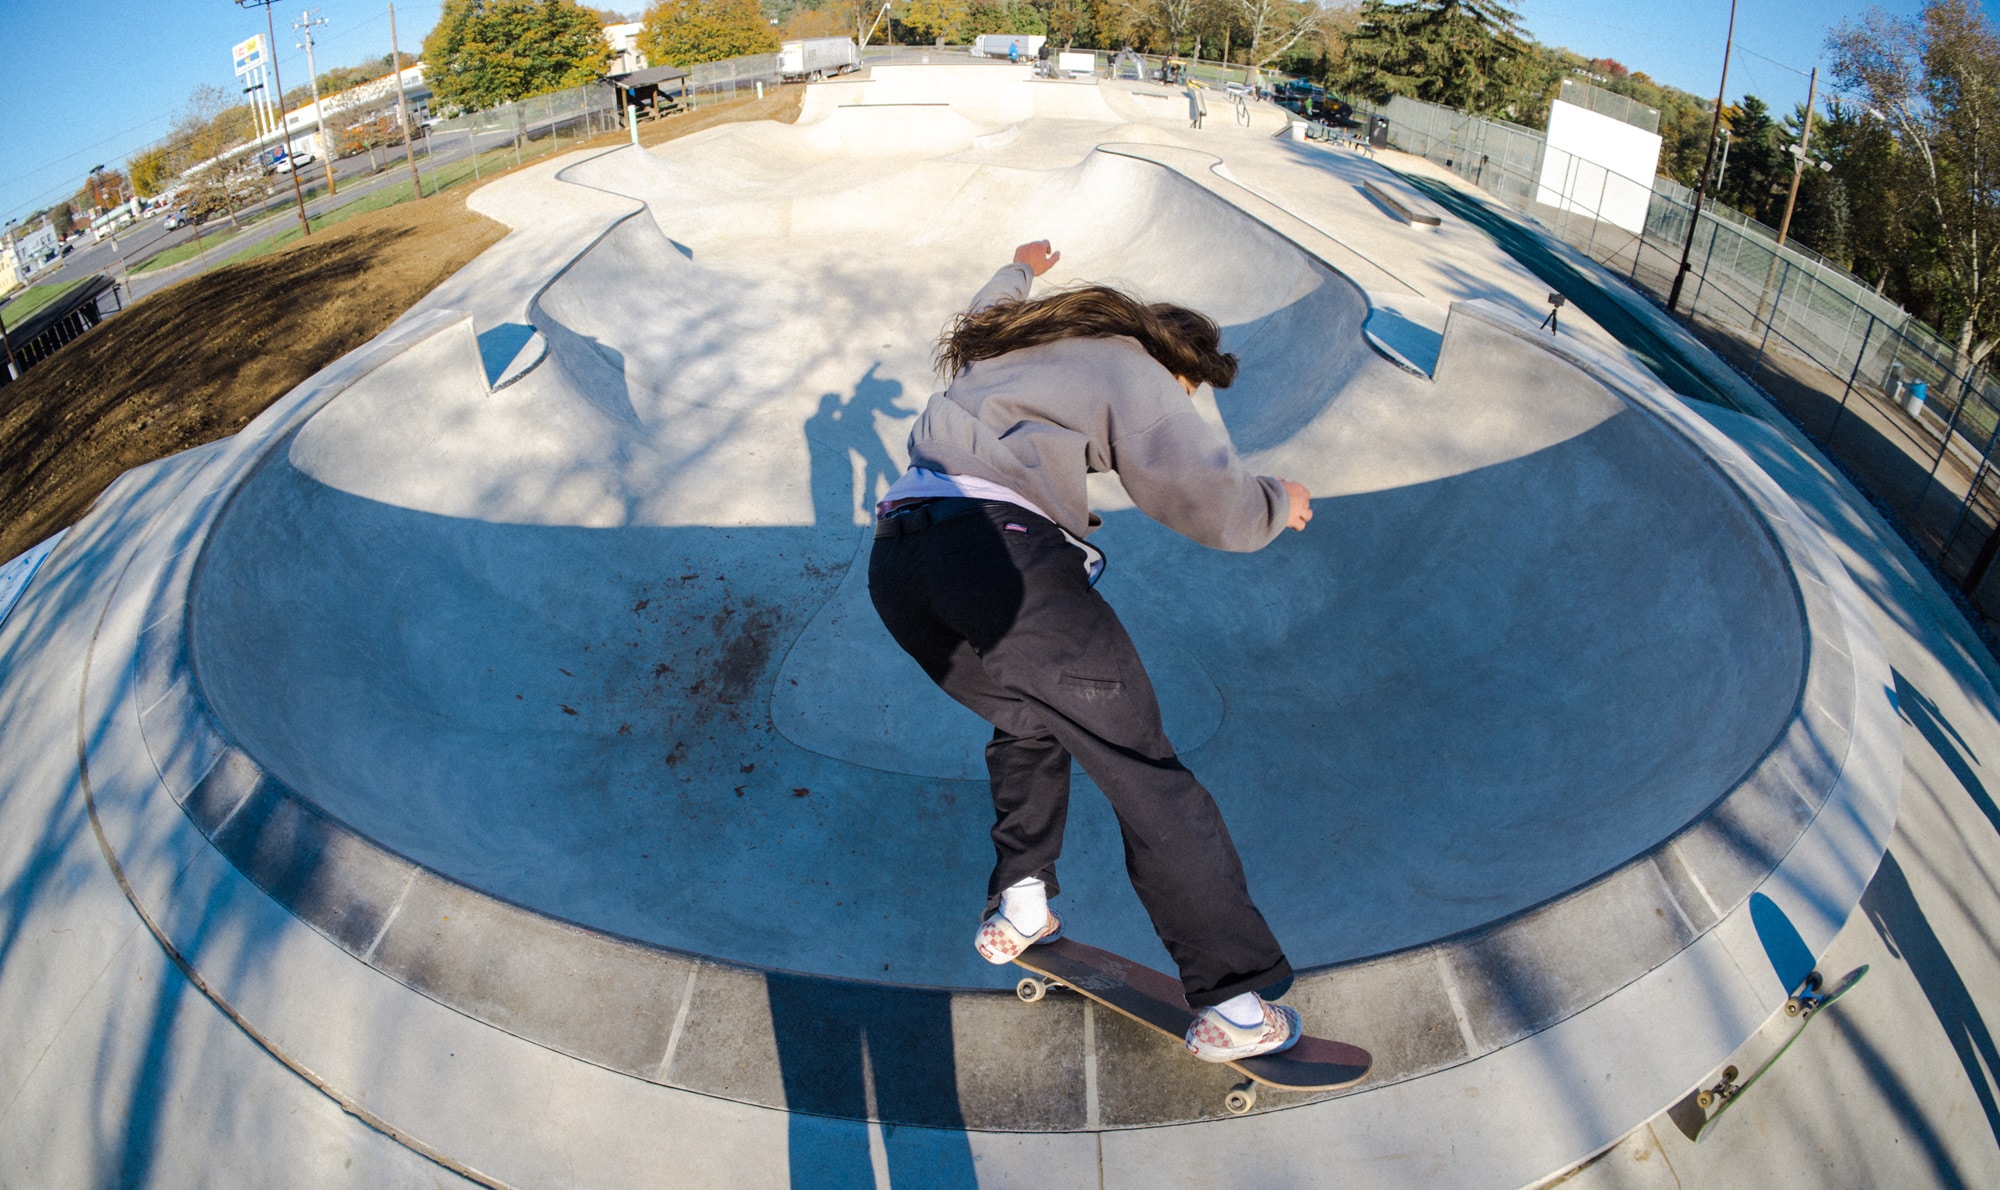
[22,116,580,306]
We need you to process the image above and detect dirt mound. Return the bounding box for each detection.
[0,88,803,563]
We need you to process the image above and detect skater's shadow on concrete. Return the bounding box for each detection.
[1749,892,1815,996]
[1861,849,2000,1166]
[769,975,978,1187]
[806,363,908,530]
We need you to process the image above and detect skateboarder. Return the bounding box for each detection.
[868,240,1314,1062]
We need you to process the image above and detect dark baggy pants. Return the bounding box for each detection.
[868,500,1291,1007]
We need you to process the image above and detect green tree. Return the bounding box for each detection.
[1233,0,1326,70]
[1045,0,1095,48]
[1336,0,1535,116]
[52,203,74,238]
[639,0,780,65]
[902,0,972,44]
[1813,98,1910,290]
[1715,95,1789,223]
[1831,0,2000,374]
[424,0,611,110]
[969,0,1048,35]
[128,149,171,200]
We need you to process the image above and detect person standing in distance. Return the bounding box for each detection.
[868,240,1315,1060]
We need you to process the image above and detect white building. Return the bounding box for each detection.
[9,223,60,281]
[605,23,646,76]
[281,64,430,146]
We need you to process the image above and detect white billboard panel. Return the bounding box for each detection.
[233,34,266,76]
[1536,99,1662,235]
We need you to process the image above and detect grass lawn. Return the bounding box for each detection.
[130,181,338,275]
[131,234,225,275]
[223,146,533,266]
[0,279,88,330]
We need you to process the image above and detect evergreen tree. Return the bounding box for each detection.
[1812,98,1910,291]
[1715,95,1789,223]
[1336,0,1535,117]
[423,0,610,110]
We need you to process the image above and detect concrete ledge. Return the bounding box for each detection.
[1364,178,1443,226]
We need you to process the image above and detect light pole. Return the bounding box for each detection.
[1667,0,1737,316]
[237,0,312,238]
[294,6,338,196]
[388,2,423,198]
[0,220,19,380]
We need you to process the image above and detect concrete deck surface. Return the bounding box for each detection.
[0,65,1993,1188]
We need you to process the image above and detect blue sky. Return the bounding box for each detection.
[1516,0,1927,119]
[0,1,1943,230]
[0,1,444,229]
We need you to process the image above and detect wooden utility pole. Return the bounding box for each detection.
[1667,0,1737,315]
[239,0,312,237]
[390,1,423,197]
[1755,67,1820,329]
[295,7,338,195]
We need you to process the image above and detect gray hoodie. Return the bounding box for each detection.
[904,263,1289,551]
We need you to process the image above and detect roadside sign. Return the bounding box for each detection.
[233,34,266,76]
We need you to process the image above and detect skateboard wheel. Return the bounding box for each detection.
[1225,1087,1257,1115]
[1697,1090,1714,1110]
[1722,1066,1738,1083]
[1016,978,1047,1003]
[1805,971,1823,993]
[1784,997,1805,1017]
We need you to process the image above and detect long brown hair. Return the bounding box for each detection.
[936,286,1239,389]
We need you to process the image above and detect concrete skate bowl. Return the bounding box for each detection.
[170,135,1883,1131]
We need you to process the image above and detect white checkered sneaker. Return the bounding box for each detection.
[1184,998,1302,1062]
[973,908,1063,964]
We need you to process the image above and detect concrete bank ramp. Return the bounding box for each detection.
[799,63,1122,127]
[191,135,1808,991]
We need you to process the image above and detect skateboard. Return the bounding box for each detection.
[1691,965,1869,1142]
[1011,937,1372,1114]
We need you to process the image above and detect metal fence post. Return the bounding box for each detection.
[1585,168,1608,258]
[1940,405,2000,560]
[1916,358,1977,528]
[1751,259,1791,380]
[1832,314,1872,444]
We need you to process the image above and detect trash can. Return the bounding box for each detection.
[1368,115,1390,149]
[1905,378,1929,418]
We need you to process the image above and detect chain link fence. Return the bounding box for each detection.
[1354,89,2000,624]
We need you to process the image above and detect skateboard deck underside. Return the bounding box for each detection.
[1694,965,1868,1140]
[1013,939,1371,1091]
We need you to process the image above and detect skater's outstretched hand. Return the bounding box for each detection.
[1014,240,1061,275]
[1282,480,1313,531]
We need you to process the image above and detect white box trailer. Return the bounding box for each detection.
[1056,51,1095,77]
[778,37,859,81]
[971,34,1046,59]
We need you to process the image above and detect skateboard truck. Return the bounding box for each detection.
[1010,939,1372,1116]
[1689,966,1866,1140]
[1020,973,1263,1114]
[1016,975,1056,1002]
[1225,1080,1258,1115]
